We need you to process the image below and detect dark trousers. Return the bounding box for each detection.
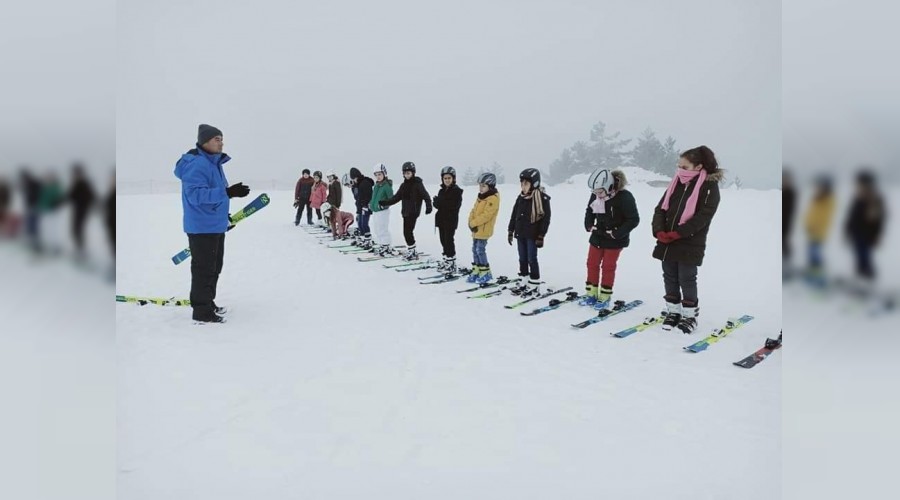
[72,209,89,252]
[662,260,698,304]
[357,210,371,235]
[516,237,540,279]
[852,238,875,279]
[188,233,225,319]
[438,224,456,258]
[403,216,418,246]
[295,201,312,223]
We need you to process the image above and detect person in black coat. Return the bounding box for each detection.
[507,168,551,296]
[379,161,432,259]
[432,166,464,272]
[651,145,723,334]
[782,168,797,265]
[582,169,640,307]
[349,168,374,247]
[844,169,886,283]
[293,169,315,225]
[68,163,97,258]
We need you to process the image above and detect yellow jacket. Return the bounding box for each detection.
[804,195,835,242]
[468,191,500,239]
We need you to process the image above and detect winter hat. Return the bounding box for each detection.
[302,168,311,175]
[197,124,223,145]
[350,167,363,180]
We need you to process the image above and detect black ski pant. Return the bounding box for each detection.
[403,216,418,246]
[295,201,312,224]
[662,260,698,305]
[438,224,456,258]
[72,208,89,252]
[188,233,225,319]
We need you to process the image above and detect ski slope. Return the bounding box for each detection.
[117,174,782,499]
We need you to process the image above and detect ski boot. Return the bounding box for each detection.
[467,265,481,283]
[579,283,598,306]
[475,266,493,284]
[661,297,682,331]
[593,285,613,310]
[676,301,698,334]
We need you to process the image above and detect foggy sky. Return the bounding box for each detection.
[118,0,780,187]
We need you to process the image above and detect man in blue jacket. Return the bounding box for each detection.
[174,124,250,323]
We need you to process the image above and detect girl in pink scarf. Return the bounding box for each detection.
[651,145,722,335]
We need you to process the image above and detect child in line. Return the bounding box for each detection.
[326,171,342,210]
[309,170,328,226]
[322,202,355,240]
[803,175,835,288]
[467,172,500,283]
[378,161,432,261]
[369,163,395,256]
[432,166,463,273]
[582,169,639,308]
[293,168,314,226]
[507,168,551,296]
[844,170,886,291]
[349,167,374,248]
[651,145,723,334]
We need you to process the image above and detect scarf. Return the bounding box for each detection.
[590,190,617,214]
[526,188,545,224]
[477,187,498,200]
[661,169,707,225]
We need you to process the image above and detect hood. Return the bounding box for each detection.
[350,167,363,179]
[174,147,230,179]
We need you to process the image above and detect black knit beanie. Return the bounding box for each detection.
[198,124,223,145]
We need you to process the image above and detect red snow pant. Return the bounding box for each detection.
[586,245,622,288]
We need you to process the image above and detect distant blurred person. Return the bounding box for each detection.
[68,163,97,260]
[782,168,797,276]
[803,175,836,287]
[844,170,886,288]
[106,170,115,257]
[174,124,251,324]
[0,176,11,237]
[37,171,66,255]
[292,168,314,226]
[19,168,42,252]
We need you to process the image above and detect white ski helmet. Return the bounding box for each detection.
[320,202,332,216]
[587,169,615,192]
[326,171,337,180]
[373,163,388,176]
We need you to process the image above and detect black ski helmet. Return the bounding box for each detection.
[440,166,456,179]
[519,168,541,189]
[477,172,496,187]
[313,170,323,179]
[402,161,416,174]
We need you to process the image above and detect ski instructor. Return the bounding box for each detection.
[174,124,250,324]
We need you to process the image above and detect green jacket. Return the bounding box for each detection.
[370,179,394,213]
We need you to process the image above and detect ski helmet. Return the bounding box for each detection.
[519,168,541,189]
[587,169,615,192]
[313,170,323,179]
[326,171,336,180]
[402,161,416,174]
[342,173,350,186]
[477,172,496,187]
[320,202,332,216]
[440,166,456,179]
[373,163,387,176]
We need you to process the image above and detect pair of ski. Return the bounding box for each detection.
[116,295,190,306]
[358,252,429,263]
[171,193,271,265]
[515,292,644,329]
[733,333,782,369]
[385,259,437,271]
[418,268,473,285]
[609,313,755,353]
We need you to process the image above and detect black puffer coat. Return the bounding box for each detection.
[651,171,722,266]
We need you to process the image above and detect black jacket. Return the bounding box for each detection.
[433,183,463,229]
[651,173,722,266]
[782,186,796,237]
[584,190,639,249]
[845,194,886,246]
[69,178,96,217]
[354,176,374,214]
[381,176,432,218]
[508,191,551,240]
[326,179,342,208]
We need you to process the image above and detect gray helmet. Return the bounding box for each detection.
[519,168,541,189]
[587,169,615,192]
[402,161,416,174]
[440,166,456,179]
[477,172,496,187]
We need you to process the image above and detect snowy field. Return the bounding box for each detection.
[117,171,782,499]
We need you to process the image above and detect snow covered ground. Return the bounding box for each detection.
[116,173,782,499]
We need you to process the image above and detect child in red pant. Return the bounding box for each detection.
[582,169,639,308]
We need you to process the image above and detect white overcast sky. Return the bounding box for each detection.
[116,0,781,187]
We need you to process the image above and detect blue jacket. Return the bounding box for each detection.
[174,147,231,233]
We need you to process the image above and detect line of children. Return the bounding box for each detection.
[581,168,639,308]
[507,168,551,297]
[378,161,433,261]
[432,166,464,273]
[651,145,723,334]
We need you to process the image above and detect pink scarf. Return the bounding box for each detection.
[661,169,707,225]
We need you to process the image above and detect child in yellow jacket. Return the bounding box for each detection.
[804,176,835,279]
[467,172,500,283]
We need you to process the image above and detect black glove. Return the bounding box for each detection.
[425,206,432,215]
[293,199,300,208]
[508,231,514,245]
[432,196,438,207]
[226,182,250,198]
[470,225,477,233]
[378,200,387,207]
[535,235,544,248]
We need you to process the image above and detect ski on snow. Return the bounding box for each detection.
[520,292,583,316]
[683,315,754,353]
[609,311,667,338]
[571,299,644,328]
[172,193,271,265]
